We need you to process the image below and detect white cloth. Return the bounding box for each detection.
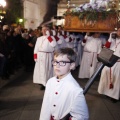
[54,35,63,51]
[39,73,89,120]
[33,36,56,86]
[98,38,120,100]
[78,36,102,78]
[58,35,66,48]
[75,34,84,66]
[64,34,73,48]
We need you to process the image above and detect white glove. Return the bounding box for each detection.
[108,32,117,42]
[34,59,37,62]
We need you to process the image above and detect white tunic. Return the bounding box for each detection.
[33,36,56,86]
[75,34,84,66]
[65,34,74,49]
[39,73,89,120]
[98,38,120,100]
[78,36,102,78]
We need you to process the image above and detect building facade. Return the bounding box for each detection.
[23,0,59,29]
[22,0,94,29]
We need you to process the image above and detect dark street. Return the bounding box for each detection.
[0,67,120,120]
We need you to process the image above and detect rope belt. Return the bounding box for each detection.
[84,50,97,53]
[109,60,120,89]
[38,51,53,53]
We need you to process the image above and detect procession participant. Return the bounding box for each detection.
[65,32,73,48]
[39,47,89,120]
[98,28,120,102]
[72,32,77,53]
[74,32,84,67]
[69,32,75,49]
[57,30,66,48]
[52,25,58,32]
[33,25,56,90]
[78,32,102,78]
[60,30,68,47]
[51,30,62,50]
[57,25,63,32]
[99,33,108,47]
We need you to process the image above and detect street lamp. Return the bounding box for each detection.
[0,0,6,7]
[0,0,6,23]
[19,18,23,24]
[19,18,23,23]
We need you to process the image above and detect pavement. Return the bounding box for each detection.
[0,67,120,120]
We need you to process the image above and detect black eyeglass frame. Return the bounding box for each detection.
[52,60,73,66]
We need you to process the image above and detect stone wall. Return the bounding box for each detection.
[39,0,60,25]
[23,0,40,29]
[23,0,59,29]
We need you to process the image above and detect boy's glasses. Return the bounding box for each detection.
[52,61,73,66]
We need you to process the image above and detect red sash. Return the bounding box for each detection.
[48,36,53,42]
[54,36,59,41]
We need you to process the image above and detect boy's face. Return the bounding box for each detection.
[53,55,75,79]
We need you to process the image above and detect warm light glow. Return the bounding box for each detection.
[19,19,23,23]
[0,0,6,7]
[0,15,4,19]
[62,19,65,25]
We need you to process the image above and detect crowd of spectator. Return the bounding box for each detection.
[0,24,42,79]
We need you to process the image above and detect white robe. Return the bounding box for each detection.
[65,35,74,49]
[76,34,84,66]
[56,34,67,49]
[39,73,89,120]
[33,36,56,86]
[54,35,64,50]
[98,38,120,100]
[78,36,102,78]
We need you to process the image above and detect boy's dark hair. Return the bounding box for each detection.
[54,47,77,62]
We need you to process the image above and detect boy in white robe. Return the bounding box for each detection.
[39,48,89,120]
[98,28,120,102]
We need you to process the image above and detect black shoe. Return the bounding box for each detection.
[110,98,118,103]
[40,85,45,90]
[1,76,9,80]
